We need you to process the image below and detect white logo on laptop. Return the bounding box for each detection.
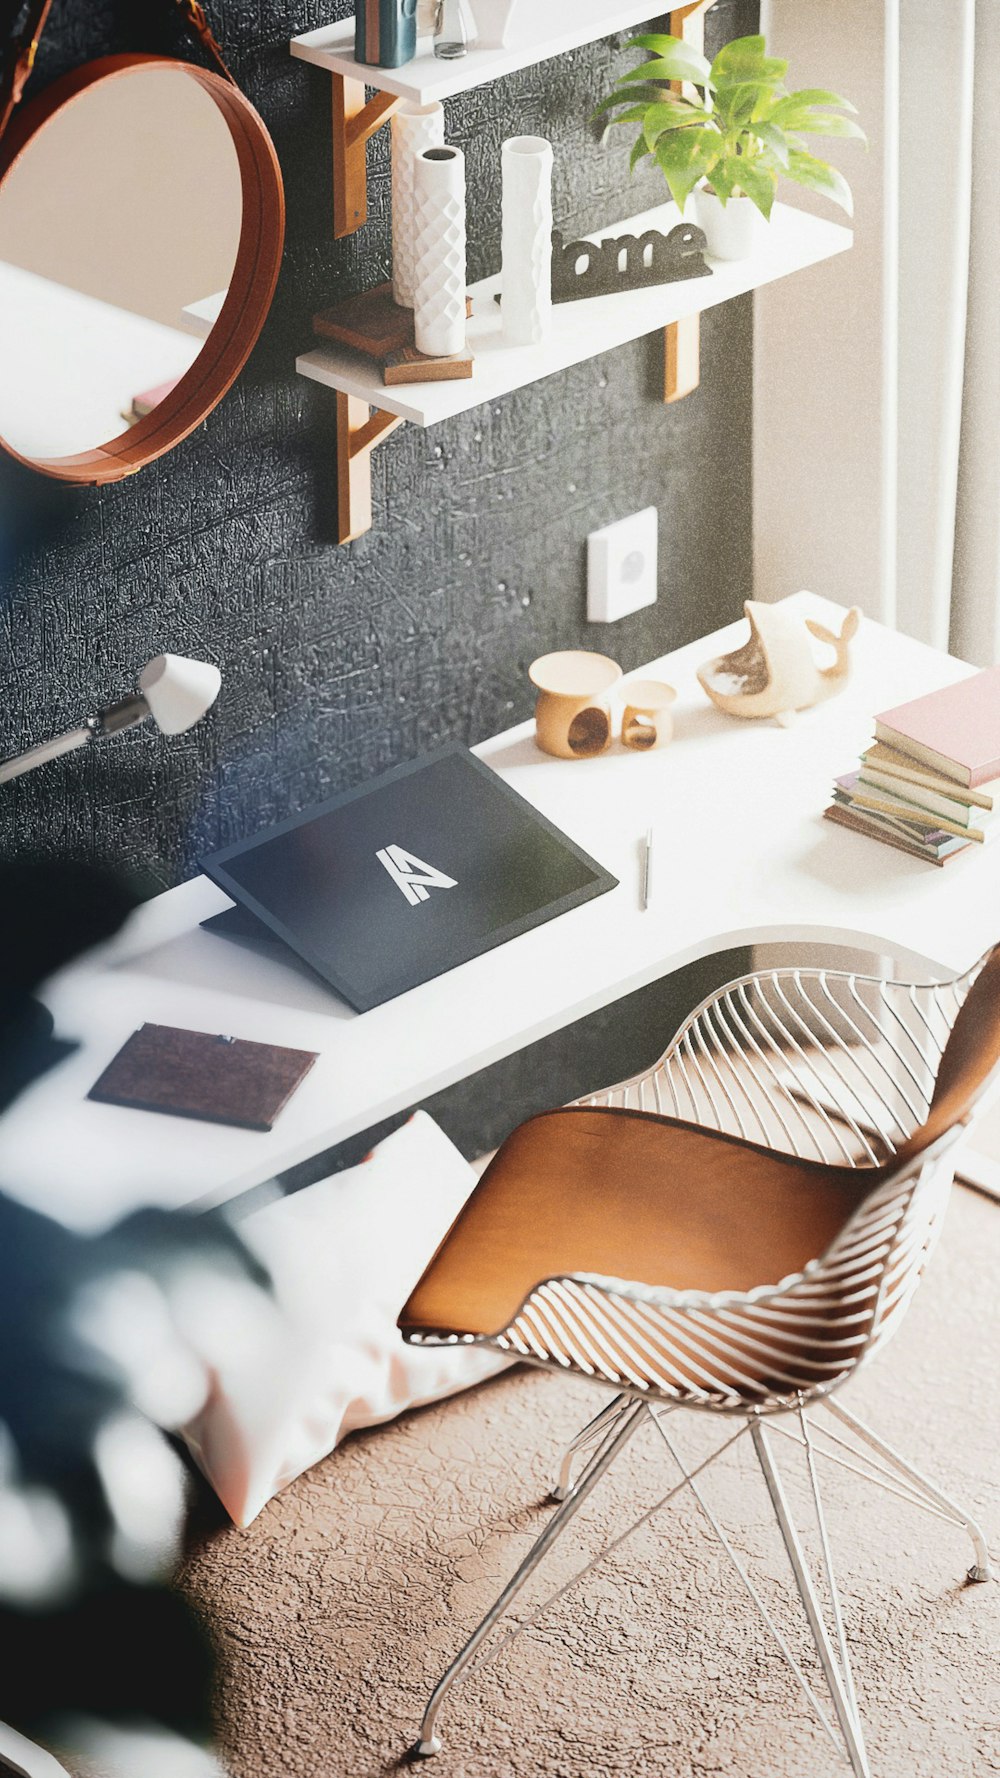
[375,845,457,907]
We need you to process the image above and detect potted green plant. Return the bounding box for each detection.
[596,32,865,260]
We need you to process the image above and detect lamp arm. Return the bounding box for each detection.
[0,694,151,784]
[0,722,97,784]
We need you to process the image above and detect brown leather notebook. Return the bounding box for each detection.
[88,1023,318,1131]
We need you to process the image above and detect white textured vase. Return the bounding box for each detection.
[412,144,467,357]
[501,134,553,347]
[391,100,445,307]
[693,186,765,260]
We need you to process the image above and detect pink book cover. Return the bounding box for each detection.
[876,667,1000,786]
[132,376,181,417]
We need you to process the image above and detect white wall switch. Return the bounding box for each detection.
[587,506,658,623]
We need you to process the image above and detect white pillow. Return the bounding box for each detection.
[181,1113,510,1526]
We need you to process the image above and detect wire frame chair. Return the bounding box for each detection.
[400,946,1000,1776]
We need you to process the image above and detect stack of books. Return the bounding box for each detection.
[826,666,1000,865]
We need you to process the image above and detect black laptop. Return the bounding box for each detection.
[200,743,617,1012]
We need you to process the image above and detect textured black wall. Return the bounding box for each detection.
[0,0,755,891]
[0,1,757,1154]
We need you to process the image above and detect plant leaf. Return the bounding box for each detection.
[711,34,788,86]
[627,33,714,83]
[770,87,858,117]
[592,82,683,116]
[630,135,651,173]
[730,156,776,219]
[785,148,854,215]
[712,80,766,126]
[620,49,713,89]
[640,100,714,148]
[754,121,790,166]
[594,103,654,129]
[707,153,775,218]
[706,155,738,201]
[655,129,717,212]
[793,111,868,143]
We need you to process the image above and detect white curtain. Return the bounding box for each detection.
[755,0,1000,667]
[897,0,1000,663]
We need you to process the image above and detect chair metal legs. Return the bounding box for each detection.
[415,1391,991,1765]
[413,1401,646,1758]
[751,1418,872,1778]
[822,1398,992,1584]
[550,1391,630,1501]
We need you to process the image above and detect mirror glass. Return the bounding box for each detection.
[0,65,243,462]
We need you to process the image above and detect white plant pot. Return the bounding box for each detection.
[391,100,445,307]
[501,134,553,347]
[693,186,766,260]
[470,0,521,46]
[412,144,467,357]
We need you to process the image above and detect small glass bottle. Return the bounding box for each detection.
[434,0,469,59]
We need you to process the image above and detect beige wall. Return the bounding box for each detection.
[0,66,242,329]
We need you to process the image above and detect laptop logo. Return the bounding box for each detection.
[375,845,457,907]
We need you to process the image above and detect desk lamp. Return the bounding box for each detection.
[0,655,222,784]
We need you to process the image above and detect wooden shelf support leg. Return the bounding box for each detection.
[665,312,701,404]
[336,391,405,543]
[663,0,715,403]
[331,74,400,238]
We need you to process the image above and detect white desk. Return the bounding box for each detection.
[0,260,203,459]
[3,593,997,1232]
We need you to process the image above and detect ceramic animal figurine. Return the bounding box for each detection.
[697,601,861,724]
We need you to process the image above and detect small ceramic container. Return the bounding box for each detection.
[528,650,622,758]
[620,679,677,751]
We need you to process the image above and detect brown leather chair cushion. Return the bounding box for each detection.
[399,1108,876,1340]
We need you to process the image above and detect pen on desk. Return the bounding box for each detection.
[642,826,654,911]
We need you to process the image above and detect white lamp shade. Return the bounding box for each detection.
[139,654,222,735]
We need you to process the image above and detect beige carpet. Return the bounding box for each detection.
[179,1186,1000,1778]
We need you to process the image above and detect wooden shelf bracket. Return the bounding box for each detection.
[336,391,404,543]
[663,0,714,403]
[332,74,400,238]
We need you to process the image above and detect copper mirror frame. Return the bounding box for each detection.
[0,48,285,484]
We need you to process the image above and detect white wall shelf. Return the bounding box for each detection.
[290,7,662,106]
[297,200,852,428]
[289,4,852,542]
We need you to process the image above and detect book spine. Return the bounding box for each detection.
[849,789,984,843]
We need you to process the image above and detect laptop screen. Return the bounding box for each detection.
[200,744,617,1011]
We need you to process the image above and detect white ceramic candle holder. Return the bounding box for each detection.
[412,144,467,358]
[501,134,553,347]
[391,100,445,307]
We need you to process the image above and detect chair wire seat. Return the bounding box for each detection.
[402,950,999,1774]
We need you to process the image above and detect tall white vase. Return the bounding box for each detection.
[412,144,467,357]
[391,100,445,306]
[501,134,553,347]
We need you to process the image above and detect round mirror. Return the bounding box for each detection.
[0,55,284,482]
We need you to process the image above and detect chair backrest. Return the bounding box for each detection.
[656,944,1000,1398]
[894,943,1000,1162]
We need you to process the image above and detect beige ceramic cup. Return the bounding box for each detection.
[621,678,677,751]
[529,651,623,758]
